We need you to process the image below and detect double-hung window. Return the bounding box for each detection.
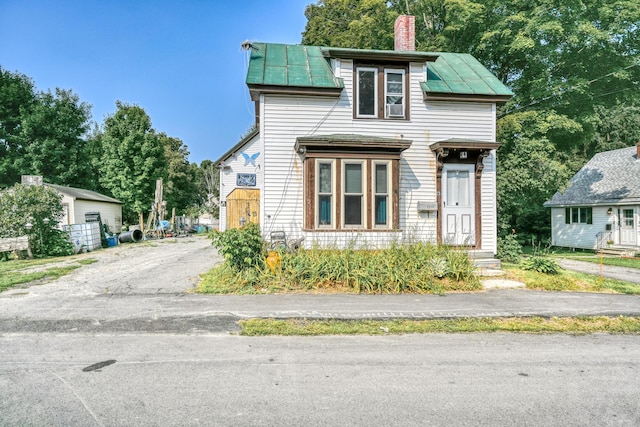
[373,162,390,227]
[355,65,407,119]
[343,162,364,227]
[356,67,378,118]
[384,70,405,118]
[317,161,334,227]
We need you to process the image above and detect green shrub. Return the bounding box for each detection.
[498,233,523,263]
[520,255,561,274]
[209,222,265,271]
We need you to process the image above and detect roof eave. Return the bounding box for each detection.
[430,139,500,152]
[248,85,344,101]
[322,47,439,63]
[423,92,513,104]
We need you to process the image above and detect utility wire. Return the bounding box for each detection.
[498,62,640,119]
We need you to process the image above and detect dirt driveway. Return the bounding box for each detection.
[4,235,221,298]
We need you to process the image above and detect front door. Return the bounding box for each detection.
[620,208,636,246]
[442,164,475,245]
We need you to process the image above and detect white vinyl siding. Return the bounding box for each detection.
[259,59,498,249]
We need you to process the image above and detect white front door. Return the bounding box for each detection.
[620,208,637,246]
[442,164,475,245]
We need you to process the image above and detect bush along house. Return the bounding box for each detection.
[216,15,513,257]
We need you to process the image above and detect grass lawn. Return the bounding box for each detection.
[240,316,640,336]
[0,256,97,292]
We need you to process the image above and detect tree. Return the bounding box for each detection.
[98,102,166,224]
[0,67,36,187]
[159,133,199,216]
[302,0,397,49]
[497,137,571,240]
[0,184,72,257]
[195,159,220,218]
[16,89,93,187]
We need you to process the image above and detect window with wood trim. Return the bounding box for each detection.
[355,65,408,119]
[309,158,397,230]
[565,207,592,224]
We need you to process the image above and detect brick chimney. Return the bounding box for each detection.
[394,15,415,52]
[637,141,640,158]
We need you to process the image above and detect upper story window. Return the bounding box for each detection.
[355,65,408,120]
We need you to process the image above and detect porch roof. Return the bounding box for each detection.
[295,134,412,153]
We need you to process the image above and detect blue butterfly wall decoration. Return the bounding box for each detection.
[242,151,260,166]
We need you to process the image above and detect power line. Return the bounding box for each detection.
[498,62,640,119]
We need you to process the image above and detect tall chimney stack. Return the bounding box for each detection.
[394,15,415,52]
[636,141,640,159]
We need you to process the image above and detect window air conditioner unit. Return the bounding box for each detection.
[386,104,404,117]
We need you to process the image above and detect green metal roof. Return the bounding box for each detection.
[421,53,513,98]
[246,43,512,100]
[246,43,344,89]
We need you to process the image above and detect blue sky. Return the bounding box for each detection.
[0,0,312,164]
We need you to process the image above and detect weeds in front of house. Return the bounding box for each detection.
[239,316,640,336]
[201,225,479,294]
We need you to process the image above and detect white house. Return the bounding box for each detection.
[216,15,512,254]
[544,143,640,251]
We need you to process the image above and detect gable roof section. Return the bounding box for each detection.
[214,127,260,165]
[45,183,123,204]
[544,146,640,207]
[421,53,513,103]
[246,43,344,100]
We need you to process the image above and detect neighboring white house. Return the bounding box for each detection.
[216,15,512,254]
[45,183,124,233]
[544,143,640,251]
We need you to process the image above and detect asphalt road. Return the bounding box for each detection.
[1,333,639,426]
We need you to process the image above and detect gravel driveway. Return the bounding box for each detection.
[4,235,221,298]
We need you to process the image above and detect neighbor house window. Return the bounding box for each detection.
[311,158,397,230]
[565,207,593,224]
[355,65,407,119]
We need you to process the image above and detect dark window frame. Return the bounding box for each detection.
[354,63,410,120]
[565,207,593,224]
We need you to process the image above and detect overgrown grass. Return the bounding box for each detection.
[199,243,480,294]
[240,316,640,336]
[503,264,640,294]
[0,256,96,292]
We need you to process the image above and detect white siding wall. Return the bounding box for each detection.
[218,133,262,231]
[73,200,123,233]
[551,205,640,250]
[260,59,498,248]
[550,206,610,249]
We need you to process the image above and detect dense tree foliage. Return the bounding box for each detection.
[302,0,640,239]
[0,184,72,257]
[96,102,167,223]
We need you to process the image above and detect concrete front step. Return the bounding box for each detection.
[599,247,637,257]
